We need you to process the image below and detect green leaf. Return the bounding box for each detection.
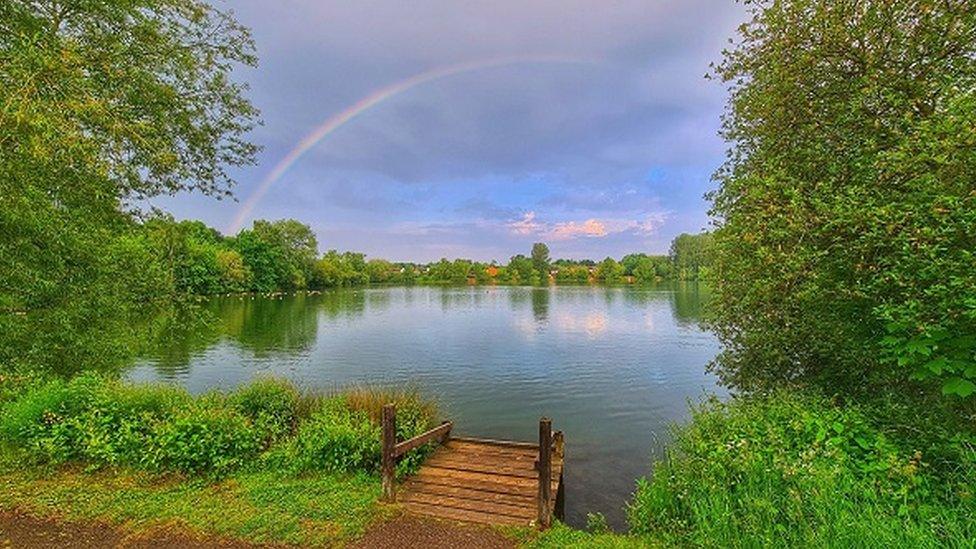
[942,378,976,398]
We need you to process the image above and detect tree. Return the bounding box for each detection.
[0,0,258,374]
[508,255,539,285]
[595,258,624,284]
[707,0,976,398]
[669,233,713,281]
[531,242,551,283]
[366,259,397,284]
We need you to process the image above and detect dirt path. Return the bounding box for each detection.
[0,509,516,548]
[352,515,515,549]
[0,509,264,549]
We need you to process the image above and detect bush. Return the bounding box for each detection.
[228,377,299,447]
[0,376,439,479]
[283,398,381,474]
[146,406,260,475]
[628,393,976,547]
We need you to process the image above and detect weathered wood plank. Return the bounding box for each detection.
[422,460,540,479]
[394,421,452,457]
[402,479,536,503]
[381,404,396,502]
[424,451,536,471]
[444,440,538,457]
[537,418,553,529]
[415,465,539,488]
[433,447,539,466]
[449,436,539,450]
[410,470,538,495]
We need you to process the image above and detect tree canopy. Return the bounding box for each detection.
[707,0,976,399]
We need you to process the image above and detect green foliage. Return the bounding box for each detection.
[281,399,381,474]
[595,257,624,284]
[0,376,437,479]
[227,378,299,447]
[668,233,712,281]
[707,0,976,399]
[532,242,552,281]
[627,393,976,547]
[314,250,371,287]
[0,0,259,375]
[147,406,259,476]
[523,522,650,548]
[555,265,591,284]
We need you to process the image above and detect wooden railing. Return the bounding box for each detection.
[380,404,563,529]
[380,403,453,503]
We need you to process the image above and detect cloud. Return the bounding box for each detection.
[160,0,746,259]
[507,211,668,241]
[550,219,608,239]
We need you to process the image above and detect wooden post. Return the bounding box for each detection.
[381,403,396,502]
[537,417,553,529]
[552,430,565,520]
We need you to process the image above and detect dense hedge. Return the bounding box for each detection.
[0,375,437,478]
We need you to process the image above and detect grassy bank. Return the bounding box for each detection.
[0,374,439,545]
[2,374,973,547]
[529,393,976,548]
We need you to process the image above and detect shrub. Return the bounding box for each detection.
[285,398,381,474]
[146,406,261,476]
[0,376,439,479]
[628,392,976,547]
[0,374,102,462]
[228,377,299,447]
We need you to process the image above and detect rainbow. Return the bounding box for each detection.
[226,54,597,234]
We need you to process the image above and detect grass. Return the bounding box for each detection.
[4,373,974,547]
[524,392,976,549]
[0,453,388,546]
[0,373,441,546]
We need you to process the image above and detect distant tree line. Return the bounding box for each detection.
[126,217,714,295]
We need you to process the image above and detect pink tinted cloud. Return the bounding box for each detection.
[507,211,667,241]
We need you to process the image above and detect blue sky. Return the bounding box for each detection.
[152,1,746,262]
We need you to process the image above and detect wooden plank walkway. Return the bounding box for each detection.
[380,406,565,528]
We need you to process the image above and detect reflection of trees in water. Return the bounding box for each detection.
[437,287,486,311]
[669,281,707,326]
[216,294,320,356]
[530,288,550,323]
[507,287,529,309]
[139,304,221,380]
[319,289,368,320]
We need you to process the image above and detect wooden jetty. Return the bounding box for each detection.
[381,404,565,528]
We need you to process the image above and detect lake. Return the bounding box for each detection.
[126,284,722,529]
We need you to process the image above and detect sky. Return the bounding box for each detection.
[151,0,747,263]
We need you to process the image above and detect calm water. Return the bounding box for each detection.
[127,284,722,529]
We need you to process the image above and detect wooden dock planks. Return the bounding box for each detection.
[399,438,564,526]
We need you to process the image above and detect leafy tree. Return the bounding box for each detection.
[669,233,713,281]
[555,265,590,284]
[707,0,976,399]
[508,255,539,285]
[0,0,258,373]
[595,258,624,284]
[215,250,249,292]
[314,251,369,288]
[531,242,551,282]
[366,259,397,284]
[250,220,318,290]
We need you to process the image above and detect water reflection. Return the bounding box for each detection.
[129,284,721,529]
[530,288,550,323]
